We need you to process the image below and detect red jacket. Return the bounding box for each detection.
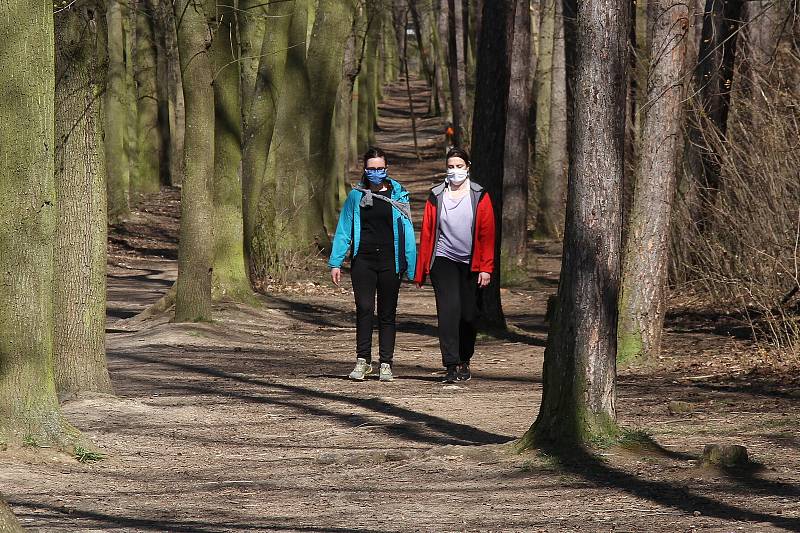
[414,180,496,285]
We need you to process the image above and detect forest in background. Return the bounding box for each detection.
[0,0,799,528]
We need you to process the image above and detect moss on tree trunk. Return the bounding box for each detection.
[132,0,162,196]
[205,0,251,301]
[618,0,689,363]
[520,0,629,449]
[174,0,215,322]
[0,0,78,447]
[105,0,131,222]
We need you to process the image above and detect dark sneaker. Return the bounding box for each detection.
[442,366,457,383]
[457,363,471,382]
[348,358,374,381]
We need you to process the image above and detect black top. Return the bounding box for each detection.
[359,189,394,255]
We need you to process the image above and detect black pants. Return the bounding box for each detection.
[429,256,480,367]
[351,248,401,364]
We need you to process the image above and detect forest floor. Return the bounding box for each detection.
[2,80,799,533]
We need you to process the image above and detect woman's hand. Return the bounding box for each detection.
[478,272,491,288]
[331,267,341,286]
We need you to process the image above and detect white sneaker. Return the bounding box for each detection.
[379,363,394,382]
[348,358,373,381]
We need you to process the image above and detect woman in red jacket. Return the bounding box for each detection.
[414,147,495,383]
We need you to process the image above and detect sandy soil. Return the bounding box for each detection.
[1,80,798,533]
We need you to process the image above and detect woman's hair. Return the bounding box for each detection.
[446,146,471,165]
[362,146,387,168]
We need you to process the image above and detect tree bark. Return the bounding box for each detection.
[133,0,162,196]
[269,0,315,275]
[534,0,568,239]
[240,0,292,275]
[206,0,251,301]
[155,0,185,186]
[124,1,140,199]
[106,0,131,221]
[174,0,215,322]
[688,0,744,228]
[469,0,516,331]
[307,0,357,239]
[54,0,113,398]
[447,0,468,145]
[618,0,689,363]
[501,0,533,277]
[435,0,452,120]
[521,0,629,447]
[746,0,790,124]
[0,0,75,446]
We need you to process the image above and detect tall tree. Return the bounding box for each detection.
[688,0,744,228]
[501,0,534,277]
[106,0,131,221]
[746,0,790,123]
[155,0,185,185]
[123,1,140,198]
[618,0,689,363]
[240,0,293,275]
[206,0,251,300]
[409,0,437,112]
[174,0,215,322]
[534,0,568,238]
[269,0,315,273]
[54,0,113,397]
[447,0,468,145]
[469,0,516,330]
[0,0,74,446]
[519,0,629,447]
[434,0,452,119]
[132,0,162,195]
[307,0,357,238]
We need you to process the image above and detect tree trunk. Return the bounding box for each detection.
[123,2,140,199]
[106,0,131,222]
[536,0,567,239]
[54,0,113,398]
[174,0,215,322]
[746,0,790,124]
[269,0,314,275]
[240,0,292,276]
[155,0,185,186]
[133,0,162,196]
[0,0,75,446]
[618,0,689,363]
[469,0,516,331]
[409,0,436,107]
[501,0,533,278]
[357,7,380,153]
[331,6,367,225]
[447,0,468,145]
[688,0,744,228]
[307,0,357,240]
[153,0,172,185]
[435,0,452,120]
[520,0,629,448]
[205,0,251,301]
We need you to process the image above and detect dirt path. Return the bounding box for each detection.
[2,80,799,533]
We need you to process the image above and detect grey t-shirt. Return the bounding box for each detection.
[435,191,474,263]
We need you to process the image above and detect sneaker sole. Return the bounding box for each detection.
[379,376,394,382]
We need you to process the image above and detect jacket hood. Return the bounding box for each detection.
[431,179,483,196]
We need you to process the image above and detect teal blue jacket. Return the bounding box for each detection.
[329,179,417,280]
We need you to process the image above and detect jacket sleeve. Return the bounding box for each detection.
[402,214,417,281]
[476,194,496,273]
[328,192,355,268]
[414,196,437,284]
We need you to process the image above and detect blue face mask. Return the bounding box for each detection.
[364,168,388,185]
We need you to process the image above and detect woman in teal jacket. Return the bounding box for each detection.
[329,147,417,383]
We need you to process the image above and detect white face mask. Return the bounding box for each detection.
[446,168,469,184]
